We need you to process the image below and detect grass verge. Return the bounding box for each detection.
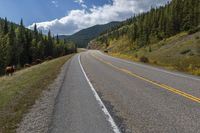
[102,32,200,76]
[0,54,74,133]
[77,48,87,53]
[109,52,200,76]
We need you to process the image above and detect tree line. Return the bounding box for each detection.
[0,18,77,75]
[95,0,200,49]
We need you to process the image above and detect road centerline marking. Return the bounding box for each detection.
[78,54,121,133]
[91,53,200,104]
[97,51,200,82]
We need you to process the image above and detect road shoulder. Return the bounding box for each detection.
[17,59,72,133]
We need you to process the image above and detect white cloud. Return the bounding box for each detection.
[80,4,87,9]
[74,0,84,4]
[29,0,170,35]
[74,0,87,9]
[51,0,58,7]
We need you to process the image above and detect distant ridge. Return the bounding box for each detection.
[59,21,120,48]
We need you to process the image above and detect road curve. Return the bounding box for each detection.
[49,50,200,133]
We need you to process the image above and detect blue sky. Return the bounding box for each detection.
[0,0,110,26]
[0,0,170,35]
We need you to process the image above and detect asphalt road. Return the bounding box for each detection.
[49,50,200,133]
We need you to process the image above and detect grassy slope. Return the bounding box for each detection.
[0,54,73,133]
[97,32,200,76]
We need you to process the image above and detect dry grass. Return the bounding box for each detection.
[0,54,74,133]
[77,48,87,53]
[106,32,200,76]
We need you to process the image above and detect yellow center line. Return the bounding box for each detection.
[91,53,200,103]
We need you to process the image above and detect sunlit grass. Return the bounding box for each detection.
[107,32,200,76]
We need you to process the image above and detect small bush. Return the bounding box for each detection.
[188,27,200,35]
[153,60,157,64]
[149,46,152,52]
[188,52,194,56]
[134,54,138,58]
[104,50,108,53]
[180,49,191,55]
[139,56,149,63]
[160,42,165,46]
[195,36,200,40]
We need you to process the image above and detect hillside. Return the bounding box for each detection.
[105,32,200,75]
[89,0,200,75]
[59,21,119,48]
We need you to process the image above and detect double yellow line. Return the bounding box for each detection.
[91,54,200,104]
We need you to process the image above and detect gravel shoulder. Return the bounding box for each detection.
[17,59,71,133]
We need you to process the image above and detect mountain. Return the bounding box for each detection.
[89,0,200,76]
[59,21,120,48]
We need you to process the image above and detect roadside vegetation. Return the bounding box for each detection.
[89,0,200,76]
[109,32,200,76]
[0,54,73,133]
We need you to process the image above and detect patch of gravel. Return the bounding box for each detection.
[17,60,71,133]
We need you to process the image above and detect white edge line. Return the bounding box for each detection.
[97,51,200,81]
[78,54,121,133]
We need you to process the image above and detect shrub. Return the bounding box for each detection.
[139,56,149,63]
[153,60,157,64]
[149,46,152,52]
[195,36,200,40]
[180,49,191,55]
[188,27,200,35]
[46,56,53,60]
[134,54,138,58]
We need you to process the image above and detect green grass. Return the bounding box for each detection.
[0,54,74,133]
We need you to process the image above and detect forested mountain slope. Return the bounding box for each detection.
[0,18,76,75]
[89,0,200,75]
[59,21,119,48]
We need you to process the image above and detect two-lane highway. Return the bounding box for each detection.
[49,50,200,133]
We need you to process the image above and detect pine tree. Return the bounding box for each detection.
[17,19,27,66]
[3,17,8,34]
[47,30,53,56]
[33,24,38,41]
[6,23,16,66]
[56,34,59,44]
